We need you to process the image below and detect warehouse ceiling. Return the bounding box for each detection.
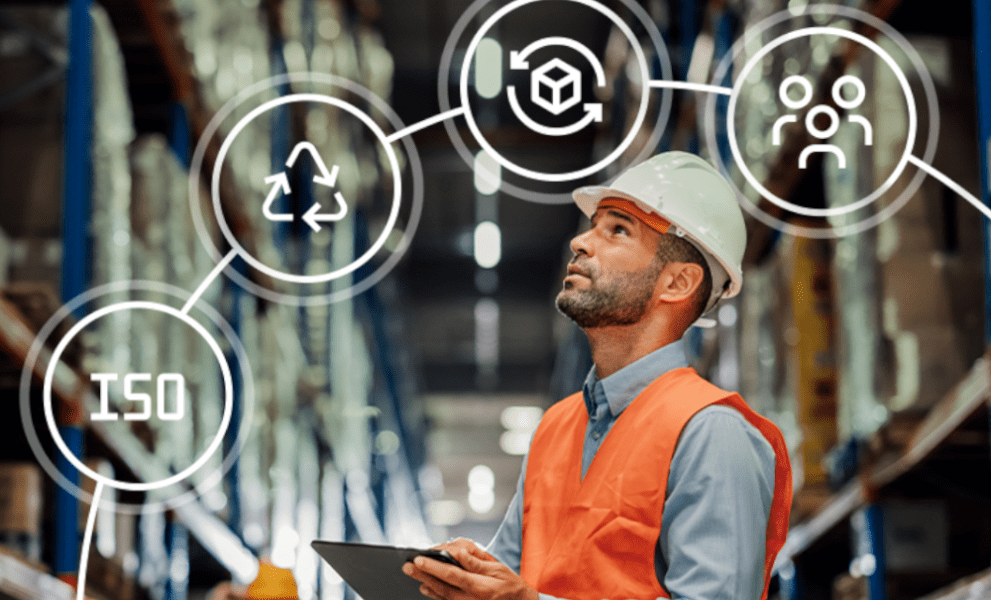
[377,0,608,536]
[379,0,606,395]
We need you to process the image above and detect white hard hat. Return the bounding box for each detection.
[572,151,746,316]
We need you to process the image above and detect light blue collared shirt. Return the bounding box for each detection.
[486,339,777,600]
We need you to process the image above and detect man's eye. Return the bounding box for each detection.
[613,225,628,235]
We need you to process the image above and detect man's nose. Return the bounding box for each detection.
[570,228,593,256]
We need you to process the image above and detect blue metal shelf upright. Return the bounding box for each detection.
[975,0,991,346]
[57,0,93,584]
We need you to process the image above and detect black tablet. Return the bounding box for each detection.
[311,540,463,600]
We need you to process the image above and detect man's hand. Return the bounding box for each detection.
[402,540,538,600]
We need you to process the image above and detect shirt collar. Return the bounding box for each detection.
[582,339,689,418]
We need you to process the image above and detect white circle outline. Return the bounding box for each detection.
[779,75,813,109]
[211,93,402,284]
[806,105,840,139]
[437,0,671,204]
[187,73,425,307]
[702,4,940,239]
[43,301,233,492]
[458,0,651,183]
[20,281,254,515]
[727,26,917,218]
[833,75,866,109]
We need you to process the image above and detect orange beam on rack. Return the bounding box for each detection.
[0,295,86,423]
[132,0,194,103]
[871,353,990,489]
[131,0,277,294]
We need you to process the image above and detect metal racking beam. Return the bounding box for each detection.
[774,352,991,592]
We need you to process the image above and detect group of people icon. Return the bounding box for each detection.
[772,74,873,169]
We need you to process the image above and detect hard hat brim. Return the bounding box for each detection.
[572,185,646,219]
[571,185,743,302]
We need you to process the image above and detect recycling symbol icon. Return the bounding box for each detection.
[262,141,349,232]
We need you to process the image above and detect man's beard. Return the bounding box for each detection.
[555,259,662,328]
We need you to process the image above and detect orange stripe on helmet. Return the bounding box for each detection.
[596,198,671,234]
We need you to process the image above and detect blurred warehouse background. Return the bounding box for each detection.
[1,0,990,599]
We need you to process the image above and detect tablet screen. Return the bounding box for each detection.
[311,540,452,600]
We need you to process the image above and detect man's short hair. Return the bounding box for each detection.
[656,235,712,323]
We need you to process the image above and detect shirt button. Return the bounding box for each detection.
[592,432,601,440]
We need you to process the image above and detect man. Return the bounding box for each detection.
[404,152,792,600]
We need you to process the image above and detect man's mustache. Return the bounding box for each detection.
[567,256,594,279]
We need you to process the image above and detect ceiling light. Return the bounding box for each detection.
[468,464,495,491]
[500,431,532,456]
[427,500,466,527]
[473,221,501,269]
[475,38,503,99]
[474,150,501,195]
[500,406,543,431]
[468,488,495,514]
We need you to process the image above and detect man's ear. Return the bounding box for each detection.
[656,262,705,305]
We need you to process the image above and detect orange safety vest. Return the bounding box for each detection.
[521,367,792,600]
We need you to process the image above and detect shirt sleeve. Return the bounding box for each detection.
[485,453,527,572]
[658,405,777,600]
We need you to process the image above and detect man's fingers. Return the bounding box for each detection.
[420,578,462,600]
[403,562,430,584]
[432,538,492,564]
[419,584,442,600]
[464,544,497,562]
[456,548,507,578]
[416,566,469,600]
[404,543,510,600]
[404,562,452,591]
[405,562,461,600]
[455,548,492,573]
[416,557,468,582]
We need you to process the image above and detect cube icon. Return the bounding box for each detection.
[531,58,582,116]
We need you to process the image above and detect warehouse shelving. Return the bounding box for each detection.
[778,353,989,552]
[764,1,991,598]
[0,287,259,582]
[976,0,991,346]
[0,550,75,600]
[639,1,991,599]
[918,569,991,600]
[4,0,989,598]
[773,352,991,599]
[52,0,91,582]
[1,0,431,598]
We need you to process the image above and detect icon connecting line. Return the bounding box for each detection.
[77,481,104,600]
[908,155,991,222]
[386,106,467,143]
[182,249,238,315]
[648,79,734,96]
[263,141,348,232]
